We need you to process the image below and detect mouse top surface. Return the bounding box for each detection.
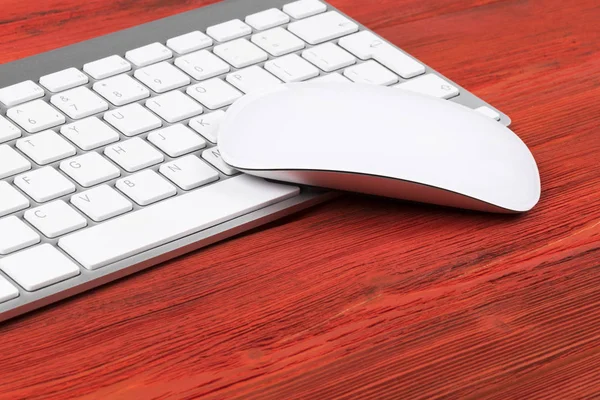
[218,83,541,213]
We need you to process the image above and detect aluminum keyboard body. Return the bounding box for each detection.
[0,0,509,322]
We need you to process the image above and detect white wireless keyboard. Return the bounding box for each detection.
[0,0,510,321]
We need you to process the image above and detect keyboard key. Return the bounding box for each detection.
[134,61,191,93]
[207,19,252,42]
[226,66,282,94]
[302,43,356,72]
[310,72,351,83]
[0,115,21,143]
[93,74,150,106]
[160,155,219,190]
[174,50,231,81]
[25,201,87,238]
[0,216,40,255]
[283,0,327,19]
[339,31,426,79]
[39,68,88,93]
[7,100,65,133]
[251,27,305,57]
[0,145,31,180]
[0,181,30,218]
[125,42,172,67]
[0,244,80,291]
[189,111,226,143]
[245,8,290,30]
[104,137,164,172]
[265,54,319,82]
[59,152,121,187]
[202,147,238,175]
[14,167,76,203]
[167,31,213,54]
[71,185,133,222]
[60,117,120,151]
[288,11,358,45]
[84,55,132,80]
[50,86,109,119]
[116,169,177,206]
[104,103,162,136]
[147,124,207,157]
[476,106,501,121]
[186,79,242,110]
[344,60,398,85]
[0,80,45,107]
[394,74,459,99]
[0,275,19,304]
[16,130,77,165]
[213,39,268,69]
[145,91,203,123]
[59,175,299,270]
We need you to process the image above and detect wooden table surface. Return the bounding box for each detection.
[1,0,599,398]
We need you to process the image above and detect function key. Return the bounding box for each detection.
[84,55,131,80]
[166,31,213,54]
[207,19,252,42]
[0,80,44,108]
[283,0,327,19]
[39,67,88,93]
[125,42,173,67]
[245,8,290,30]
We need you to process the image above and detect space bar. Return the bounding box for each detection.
[59,175,300,270]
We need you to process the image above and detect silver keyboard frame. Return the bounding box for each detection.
[0,0,510,322]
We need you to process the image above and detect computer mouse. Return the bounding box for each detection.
[218,83,541,213]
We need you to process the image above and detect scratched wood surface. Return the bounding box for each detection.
[1,0,599,398]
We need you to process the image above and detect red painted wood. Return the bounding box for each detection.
[1,0,599,398]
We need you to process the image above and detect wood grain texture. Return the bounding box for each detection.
[1,0,599,398]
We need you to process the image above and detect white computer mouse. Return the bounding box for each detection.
[218,83,541,213]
